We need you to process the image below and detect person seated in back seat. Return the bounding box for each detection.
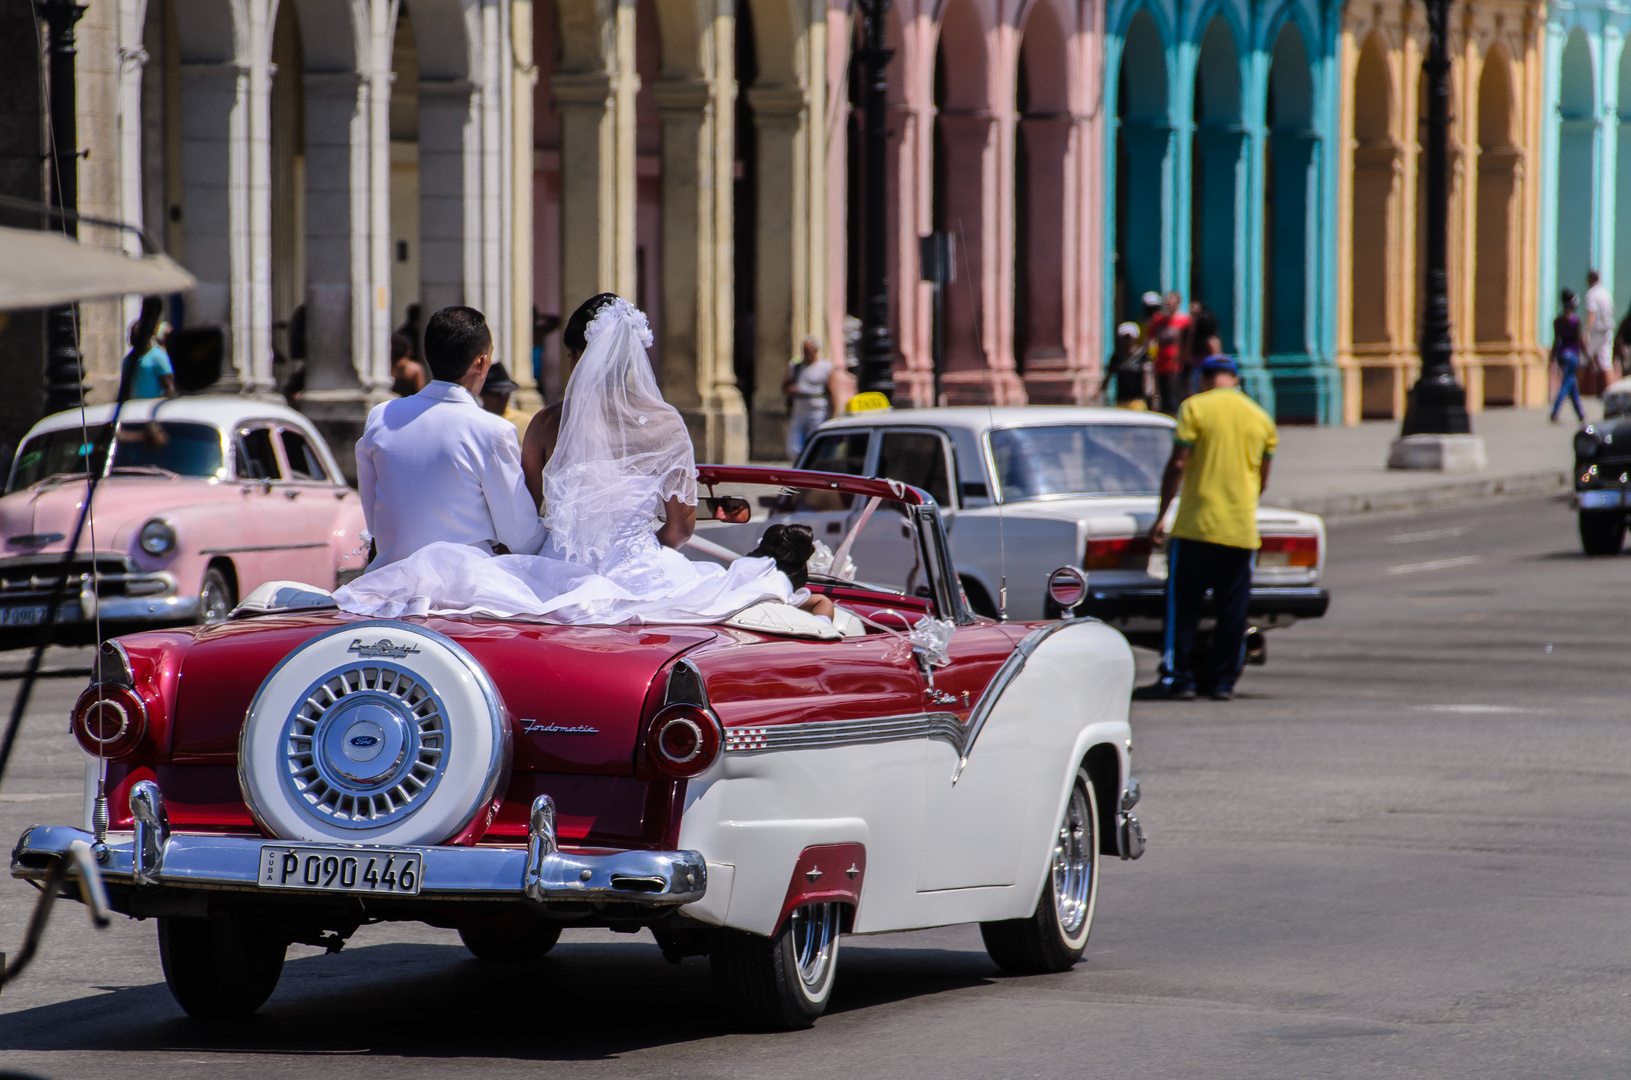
[749,524,835,620]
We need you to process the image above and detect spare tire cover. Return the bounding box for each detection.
[239,621,511,846]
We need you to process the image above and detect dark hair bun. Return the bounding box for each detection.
[564,293,621,355]
[749,523,816,587]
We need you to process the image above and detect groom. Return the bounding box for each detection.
[355,306,547,568]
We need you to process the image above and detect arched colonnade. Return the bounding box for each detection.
[819,0,1105,410]
[1106,0,1338,423]
[1337,0,1544,424]
[123,0,516,462]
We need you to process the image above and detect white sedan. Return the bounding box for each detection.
[796,406,1330,655]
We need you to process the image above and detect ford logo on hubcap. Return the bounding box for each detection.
[349,734,380,748]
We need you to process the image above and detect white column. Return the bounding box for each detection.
[419,78,477,315]
[178,60,250,383]
[302,70,370,392]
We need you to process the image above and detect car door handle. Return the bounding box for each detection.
[284,488,301,500]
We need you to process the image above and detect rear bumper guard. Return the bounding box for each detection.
[11,786,705,909]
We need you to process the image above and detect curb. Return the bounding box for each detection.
[1262,469,1570,518]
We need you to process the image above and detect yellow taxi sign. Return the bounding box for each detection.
[845,391,892,414]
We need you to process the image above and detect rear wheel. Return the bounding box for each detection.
[1579,511,1626,556]
[158,916,287,1019]
[198,566,234,624]
[711,903,841,1030]
[980,768,1099,974]
[457,909,562,962]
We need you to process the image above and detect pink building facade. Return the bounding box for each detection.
[825,0,1106,407]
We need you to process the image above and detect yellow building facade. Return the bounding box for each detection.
[1336,0,1548,424]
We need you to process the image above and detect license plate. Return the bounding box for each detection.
[0,605,48,627]
[258,846,423,896]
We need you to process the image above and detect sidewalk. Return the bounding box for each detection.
[1263,405,1587,518]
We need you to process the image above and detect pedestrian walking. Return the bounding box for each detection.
[1099,323,1152,409]
[784,335,832,460]
[1147,292,1191,414]
[1551,288,1586,424]
[1584,270,1616,394]
[1134,355,1276,702]
[124,317,179,400]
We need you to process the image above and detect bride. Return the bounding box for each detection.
[335,298,806,625]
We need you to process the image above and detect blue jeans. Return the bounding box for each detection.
[785,398,830,461]
[1552,355,1583,421]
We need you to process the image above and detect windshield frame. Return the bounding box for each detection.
[982,420,1174,504]
[7,420,230,493]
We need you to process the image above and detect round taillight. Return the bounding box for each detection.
[1047,566,1088,613]
[72,684,148,759]
[646,704,721,779]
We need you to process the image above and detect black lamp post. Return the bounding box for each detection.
[38,0,89,415]
[1399,0,1470,437]
[854,0,895,401]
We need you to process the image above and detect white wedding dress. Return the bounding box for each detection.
[334,299,803,626]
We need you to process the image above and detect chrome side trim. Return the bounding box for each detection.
[199,542,327,555]
[724,711,964,754]
[952,618,1092,783]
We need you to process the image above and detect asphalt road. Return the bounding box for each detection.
[1,492,1628,1079]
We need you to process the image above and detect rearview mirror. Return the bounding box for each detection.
[1047,566,1087,615]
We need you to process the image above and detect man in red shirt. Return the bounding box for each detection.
[1147,291,1191,414]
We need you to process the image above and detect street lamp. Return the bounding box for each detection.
[1398,0,1471,440]
[854,0,895,401]
[37,0,89,415]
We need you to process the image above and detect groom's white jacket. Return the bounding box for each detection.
[356,381,548,568]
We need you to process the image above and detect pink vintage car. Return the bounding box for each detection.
[0,396,367,638]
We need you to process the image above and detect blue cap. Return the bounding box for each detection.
[1198,355,1238,376]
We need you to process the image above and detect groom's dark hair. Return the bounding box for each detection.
[423,306,492,382]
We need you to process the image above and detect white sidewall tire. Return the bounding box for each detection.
[239,621,510,846]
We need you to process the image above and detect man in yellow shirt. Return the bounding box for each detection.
[1133,355,1277,701]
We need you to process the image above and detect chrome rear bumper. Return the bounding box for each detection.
[11,787,705,909]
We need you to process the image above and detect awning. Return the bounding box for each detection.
[0,226,194,310]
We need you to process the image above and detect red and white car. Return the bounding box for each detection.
[0,397,367,639]
[798,407,1330,656]
[12,466,1143,1030]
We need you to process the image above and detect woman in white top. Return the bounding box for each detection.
[336,298,805,625]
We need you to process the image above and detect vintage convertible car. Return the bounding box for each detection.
[0,397,367,640]
[797,407,1330,655]
[11,466,1144,1030]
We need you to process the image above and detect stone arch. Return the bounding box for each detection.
[1191,14,1243,351]
[1474,45,1517,345]
[1014,0,1070,373]
[1555,28,1596,302]
[1263,17,1316,364]
[934,0,995,385]
[1114,7,1169,321]
[141,0,245,373]
[1350,31,1393,354]
[395,0,479,330]
[271,0,370,395]
[738,0,818,452]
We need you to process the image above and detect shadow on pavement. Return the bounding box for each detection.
[0,940,996,1059]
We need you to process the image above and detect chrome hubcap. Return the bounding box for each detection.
[280,663,448,828]
[788,903,839,993]
[1052,784,1093,935]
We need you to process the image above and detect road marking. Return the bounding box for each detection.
[1414,704,1548,714]
[1386,555,1480,575]
[1387,527,1469,544]
[0,792,74,803]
